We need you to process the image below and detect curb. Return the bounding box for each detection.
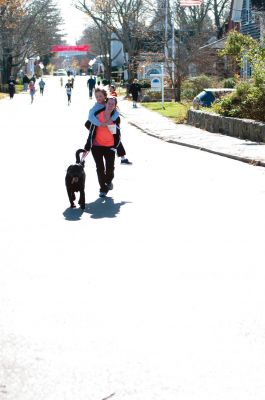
[122,116,265,168]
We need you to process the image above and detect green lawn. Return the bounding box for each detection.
[141,101,191,124]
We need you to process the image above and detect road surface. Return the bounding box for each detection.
[1,76,265,400]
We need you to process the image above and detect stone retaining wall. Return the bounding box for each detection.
[188,109,265,143]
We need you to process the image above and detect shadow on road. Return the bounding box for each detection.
[84,197,131,219]
[63,197,131,220]
[239,143,264,146]
[63,207,84,221]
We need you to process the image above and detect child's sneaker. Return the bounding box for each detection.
[99,192,107,198]
[121,158,132,165]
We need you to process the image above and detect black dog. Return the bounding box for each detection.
[65,149,86,210]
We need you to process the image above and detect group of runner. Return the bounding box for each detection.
[8,75,46,103]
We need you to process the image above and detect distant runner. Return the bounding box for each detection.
[65,80,72,105]
[29,80,36,103]
[38,78,46,95]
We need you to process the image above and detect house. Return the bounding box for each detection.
[198,36,232,78]
[230,0,265,76]
[230,0,265,40]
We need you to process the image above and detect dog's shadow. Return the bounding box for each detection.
[63,197,131,220]
[84,197,131,219]
[63,207,84,221]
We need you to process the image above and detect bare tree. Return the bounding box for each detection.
[78,23,112,80]
[152,0,229,98]
[210,0,230,39]
[75,0,156,80]
[0,0,63,83]
[0,0,26,82]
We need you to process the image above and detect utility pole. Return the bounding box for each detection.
[172,2,175,89]
[161,63,165,109]
[165,0,169,60]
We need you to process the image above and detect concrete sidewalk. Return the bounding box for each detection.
[118,98,265,167]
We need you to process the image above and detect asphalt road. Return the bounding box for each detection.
[1,76,265,400]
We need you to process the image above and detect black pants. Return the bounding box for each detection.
[89,87,94,98]
[40,88,44,95]
[132,93,138,102]
[117,142,126,157]
[92,146,115,193]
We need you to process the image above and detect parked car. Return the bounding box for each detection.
[193,88,235,108]
[53,69,67,76]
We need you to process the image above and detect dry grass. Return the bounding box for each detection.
[0,93,8,100]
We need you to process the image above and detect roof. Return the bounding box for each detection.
[199,37,226,50]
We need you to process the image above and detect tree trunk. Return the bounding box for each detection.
[175,73,181,102]
[2,49,13,84]
[127,53,139,81]
[106,39,112,82]
[105,61,111,82]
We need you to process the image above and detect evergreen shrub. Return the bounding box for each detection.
[138,79,151,88]
[182,75,213,100]
[213,83,265,122]
[223,77,236,88]
[142,90,161,101]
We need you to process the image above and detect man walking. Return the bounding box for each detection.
[8,76,16,99]
[129,79,141,108]
[23,74,30,92]
[87,75,96,99]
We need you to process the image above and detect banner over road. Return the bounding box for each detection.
[51,45,90,52]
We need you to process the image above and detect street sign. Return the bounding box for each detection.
[150,75,162,92]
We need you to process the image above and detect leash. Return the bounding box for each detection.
[80,150,88,163]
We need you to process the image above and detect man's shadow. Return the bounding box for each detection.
[63,197,131,220]
[84,197,131,219]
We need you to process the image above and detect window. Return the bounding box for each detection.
[146,68,160,76]
[252,0,265,10]
[231,0,244,22]
[188,63,197,77]
[242,55,249,78]
[245,0,250,24]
